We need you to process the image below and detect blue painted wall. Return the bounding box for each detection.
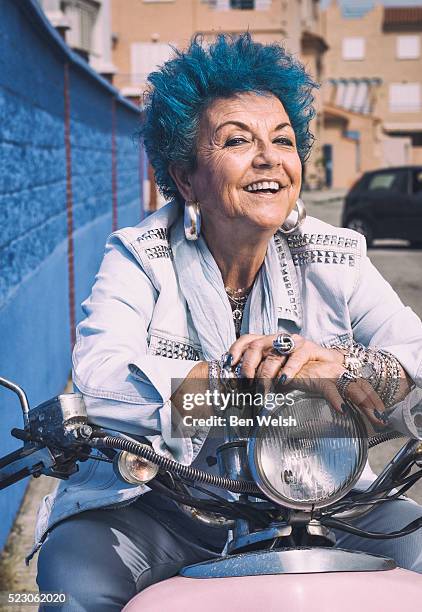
[0,0,143,550]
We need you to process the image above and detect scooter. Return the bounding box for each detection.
[1,374,422,611]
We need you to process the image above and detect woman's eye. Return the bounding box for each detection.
[225,137,248,147]
[274,136,294,146]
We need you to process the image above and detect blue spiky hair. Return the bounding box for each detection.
[141,33,318,201]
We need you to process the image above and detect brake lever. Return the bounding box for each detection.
[0,376,96,490]
[0,443,57,490]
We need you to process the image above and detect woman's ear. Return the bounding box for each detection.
[169,163,195,202]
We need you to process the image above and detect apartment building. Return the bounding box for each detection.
[321,1,422,188]
[39,1,328,202]
[39,0,116,77]
[110,1,323,93]
[110,0,328,204]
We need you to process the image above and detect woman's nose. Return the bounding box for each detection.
[252,143,281,168]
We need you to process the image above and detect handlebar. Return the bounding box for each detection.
[1,376,422,542]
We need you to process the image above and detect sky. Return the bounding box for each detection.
[321,0,422,13]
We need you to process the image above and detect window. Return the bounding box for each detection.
[389,83,421,113]
[60,0,99,53]
[412,170,422,194]
[353,81,370,113]
[396,36,420,60]
[333,79,371,114]
[301,0,318,28]
[342,37,365,60]
[131,42,175,87]
[230,0,254,8]
[335,81,346,106]
[342,81,357,109]
[211,0,271,9]
[368,171,407,193]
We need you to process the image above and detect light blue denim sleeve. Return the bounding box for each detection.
[72,236,197,439]
[348,237,422,437]
[348,244,422,386]
[388,388,422,439]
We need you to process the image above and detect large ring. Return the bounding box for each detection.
[272,333,295,356]
[336,371,358,399]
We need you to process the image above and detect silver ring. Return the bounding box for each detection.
[336,371,358,399]
[234,363,242,378]
[272,333,295,356]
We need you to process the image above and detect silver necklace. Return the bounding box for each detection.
[225,285,252,336]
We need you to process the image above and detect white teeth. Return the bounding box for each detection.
[246,181,280,192]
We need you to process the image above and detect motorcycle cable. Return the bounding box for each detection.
[182,476,271,505]
[87,455,113,463]
[147,477,266,525]
[321,514,422,540]
[156,473,272,526]
[368,431,405,448]
[372,468,422,502]
[149,478,236,518]
[178,477,279,525]
[322,466,422,517]
[174,477,275,526]
[90,435,261,495]
[320,471,422,524]
[322,491,410,519]
[155,463,277,525]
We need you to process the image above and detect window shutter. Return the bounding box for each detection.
[396,36,420,60]
[255,0,271,9]
[389,83,421,113]
[342,37,365,60]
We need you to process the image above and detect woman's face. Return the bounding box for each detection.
[173,92,302,236]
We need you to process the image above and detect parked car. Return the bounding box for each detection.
[341,166,422,247]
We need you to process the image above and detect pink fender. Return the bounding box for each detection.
[123,569,422,612]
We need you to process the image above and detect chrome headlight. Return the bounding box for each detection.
[248,394,368,510]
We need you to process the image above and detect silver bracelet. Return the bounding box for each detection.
[378,350,401,408]
[334,342,402,408]
[336,370,358,399]
[208,360,221,396]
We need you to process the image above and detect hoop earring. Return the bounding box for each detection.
[279,198,306,235]
[184,201,201,241]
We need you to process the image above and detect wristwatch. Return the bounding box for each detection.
[359,362,378,385]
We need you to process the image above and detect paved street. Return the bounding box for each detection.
[303,195,422,319]
[303,192,422,504]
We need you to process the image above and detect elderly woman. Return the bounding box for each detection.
[35,34,422,610]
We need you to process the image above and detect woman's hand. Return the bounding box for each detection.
[228,334,386,425]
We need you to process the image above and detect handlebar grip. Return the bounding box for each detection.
[0,466,33,490]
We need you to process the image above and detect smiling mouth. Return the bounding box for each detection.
[243,180,286,194]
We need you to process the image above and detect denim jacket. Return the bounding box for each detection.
[28,200,422,563]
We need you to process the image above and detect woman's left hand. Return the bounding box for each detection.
[228,333,341,382]
[228,333,386,425]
